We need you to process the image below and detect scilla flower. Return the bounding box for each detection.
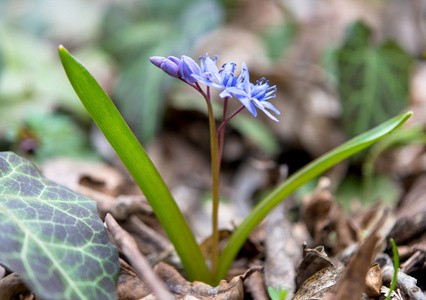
[221,63,280,122]
[192,55,242,91]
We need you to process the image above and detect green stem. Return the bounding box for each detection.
[198,85,220,277]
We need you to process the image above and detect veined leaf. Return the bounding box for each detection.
[0,152,119,300]
[337,21,412,138]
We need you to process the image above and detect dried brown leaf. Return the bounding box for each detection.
[153,262,249,300]
[117,259,150,300]
[301,177,354,254]
[364,263,382,297]
[0,273,31,299]
[292,265,344,300]
[295,244,334,291]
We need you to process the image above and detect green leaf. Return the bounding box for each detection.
[0,152,119,300]
[58,46,212,283]
[215,111,412,283]
[336,21,412,138]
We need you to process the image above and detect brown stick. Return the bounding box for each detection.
[104,213,174,300]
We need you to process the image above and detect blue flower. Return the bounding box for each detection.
[192,55,242,90]
[221,63,280,122]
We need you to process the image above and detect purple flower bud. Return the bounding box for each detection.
[179,55,201,84]
[149,56,180,78]
[149,56,166,68]
[161,56,181,78]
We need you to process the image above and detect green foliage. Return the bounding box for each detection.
[263,20,297,62]
[0,152,119,300]
[336,20,412,138]
[0,17,98,135]
[268,284,290,300]
[6,113,96,162]
[362,125,426,202]
[336,173,400,211]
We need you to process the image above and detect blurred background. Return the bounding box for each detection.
[1,0,426,214]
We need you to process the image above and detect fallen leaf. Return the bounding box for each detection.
[364,263,382,297]
[295,244,335,291]
[302,177,354,254]
[116,259,150,300]
[0,273,30,299]
[153,262,252,299]
[292,265,344,300]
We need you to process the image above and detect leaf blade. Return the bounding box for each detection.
[58,46,211,283]
[0,152,119,300]
[216,111,412,283]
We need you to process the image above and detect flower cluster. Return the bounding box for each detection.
[150,54,280,122]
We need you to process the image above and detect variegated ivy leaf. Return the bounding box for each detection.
[0,152,119,300]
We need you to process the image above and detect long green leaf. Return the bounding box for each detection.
[58,46,211,283]
[216,111,412,283]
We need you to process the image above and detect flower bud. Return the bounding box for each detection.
[149,56,166,68]
[161,56,180,78]
[179,55,201,84]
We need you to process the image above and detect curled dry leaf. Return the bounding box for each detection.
[364,263,382,297]
[292,265,345,300]
[151,262,261,300]
[295,243,334,291]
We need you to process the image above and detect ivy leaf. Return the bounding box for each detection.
[337,21,412,137]
[0,152,119,300]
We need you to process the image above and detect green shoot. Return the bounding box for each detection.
[268,284,290,300]
[385,238,399,300]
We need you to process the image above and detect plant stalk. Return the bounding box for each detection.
[198,85,220,278]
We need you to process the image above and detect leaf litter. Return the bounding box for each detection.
[5,150,425,300]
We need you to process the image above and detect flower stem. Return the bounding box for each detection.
[218,97,229,166]
[216,105,245,135]
[197,84,220,278]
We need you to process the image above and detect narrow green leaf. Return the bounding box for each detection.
[385,239,399,300]
[0,152,119,300]
[216,111,412,283]
[58,46,211,283]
